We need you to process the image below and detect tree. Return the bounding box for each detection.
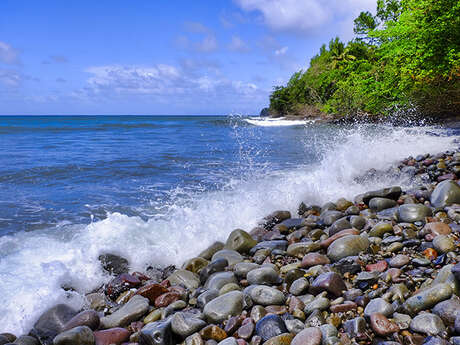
[353,11,377,43]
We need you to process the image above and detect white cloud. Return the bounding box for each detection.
[274,46,288,56]
[82,64,262,100]
[0,69,22,87]
[234,0,376,37]
[228,36,250,52]
[179,22,219,53]
[0,41,20,65]
[196,35,218,53]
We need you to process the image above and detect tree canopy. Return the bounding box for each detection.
[268,0,460,118]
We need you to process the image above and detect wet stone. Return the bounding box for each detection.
[205,271,238,291]
[139,320,173,345]
[171,312,207,338]
[310,272,346,297]
[369,198,398,212]
[167,270,201,290]
[62,310,100,332]
[301,253,330,268]
[289,277,309,296]
[432,297,460,326]
[327,235,369,262]
[398,204,432,223]
[136,283,169,303]
[203,291,243,323]
[343,317,367,338]
[225,229,257,253]
[389,254,410,268]
[410,313,446,335]
[404,283,452,315]
[248,285,286,306]
[370,313,399,336]
[255,315,288,342]
[430,180,460,207]
[199,325,227,341]
[53,326,95,345]
[291,327,322,345]
[101,295,149,328]
[93,328,130,345]
[98,254,129,275]
[247,267,281,286]
[31,304,77,345]
[364,298,394,318]
[211,250,243,267]
[199,242,225,260]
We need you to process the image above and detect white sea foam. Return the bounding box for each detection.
[244,117,312,127]
[0,123,456,335]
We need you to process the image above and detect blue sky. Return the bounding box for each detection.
[0,0,375,115]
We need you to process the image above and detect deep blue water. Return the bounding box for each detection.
[0,116,317,235]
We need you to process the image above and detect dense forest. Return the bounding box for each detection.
[267,0,460,119]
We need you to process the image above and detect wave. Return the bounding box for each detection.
[244,117,313,127]
[0,123,457,335]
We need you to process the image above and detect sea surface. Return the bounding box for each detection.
[0,115,458,334]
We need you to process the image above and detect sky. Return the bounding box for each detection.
[0,0,376,115]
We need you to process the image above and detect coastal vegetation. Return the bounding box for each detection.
[267,0,460,119]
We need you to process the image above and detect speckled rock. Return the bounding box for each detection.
[433,235,455,253]
[225,229,257,253]
[248,285,286,306]
[369,313,399,336]
[432,297,460,326]
[404,283,453,315]
[410,313,446,335]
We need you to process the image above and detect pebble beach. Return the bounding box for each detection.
[2,148,460,345]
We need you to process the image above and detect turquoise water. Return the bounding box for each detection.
[0,115,458,334]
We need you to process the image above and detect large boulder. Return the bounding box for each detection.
[100,295,149,328]
[225,229,257,253]
[53,326,94,345]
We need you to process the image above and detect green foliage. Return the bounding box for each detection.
[268,0,460,118]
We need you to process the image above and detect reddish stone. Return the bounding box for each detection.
[224,316,243,335]
[94,328,130,345]
[289,296,305,313]
[62,310,100,331]
[236,340,247,345]
[106,274,141,299]
[365,260,388,273]
[168,285,186,297]
[160,279,170,288]
[310,272,347,297]
[330,302,357,313]
[301,253,330,268]
[438,174,456,182]
[320,229,360,248]
[264,305,287,315]
[132,272,150,281]
[135,283,168,303]
[424,222,452,236]
[154,292,180,307]
[423,248,438,260]
[370,313,399,336]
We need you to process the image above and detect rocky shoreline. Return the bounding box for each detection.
[3,149,460,345]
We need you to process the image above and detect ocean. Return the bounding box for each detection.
[0,115,458,334]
